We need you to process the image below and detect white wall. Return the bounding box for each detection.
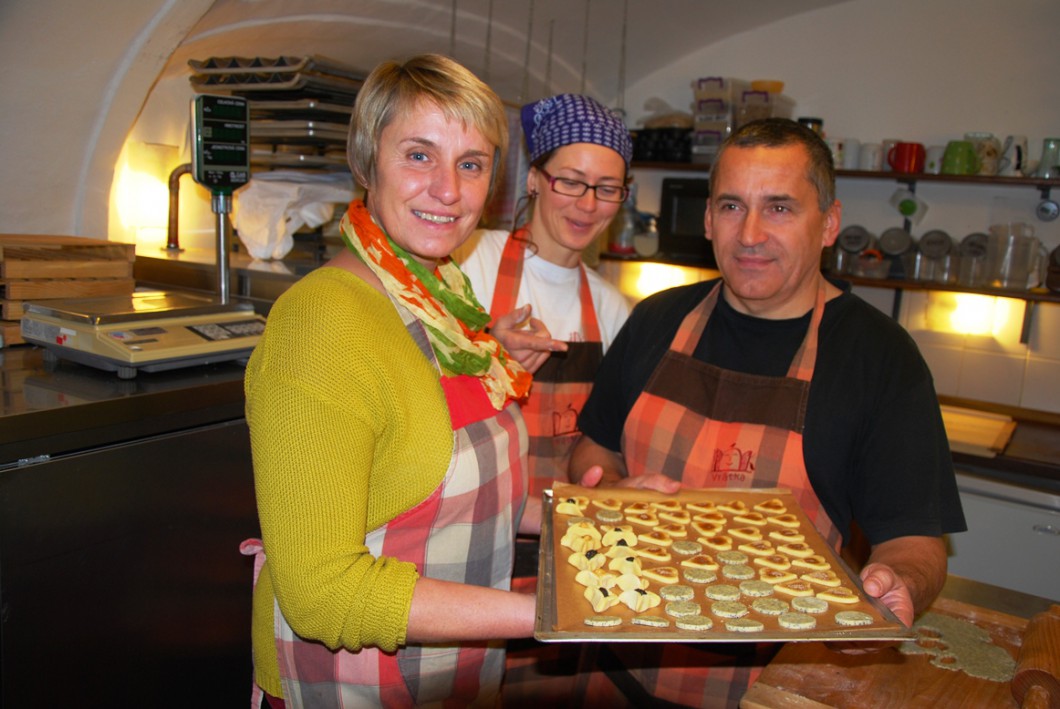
[619,0,1060,415]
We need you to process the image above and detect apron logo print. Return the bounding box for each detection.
[712,443,755,482]
[552,404,580,437]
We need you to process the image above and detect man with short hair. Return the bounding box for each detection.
[570,118,966,707]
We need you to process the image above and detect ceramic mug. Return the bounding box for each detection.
[858,143,883,171]
[841,138,861,170]
[887,142,926,173]
[880,139,900,171]
[998,135,1028,176]
[964,132,1001,176]
[924,145,946,175]
[941,140,980,175]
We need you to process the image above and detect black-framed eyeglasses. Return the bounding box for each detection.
[538,167,629,203]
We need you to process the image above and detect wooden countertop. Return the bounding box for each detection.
[741,576,1055,708]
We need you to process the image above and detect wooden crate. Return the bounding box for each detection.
[0,234,136,347]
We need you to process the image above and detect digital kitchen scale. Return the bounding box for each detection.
[20,291,266,379]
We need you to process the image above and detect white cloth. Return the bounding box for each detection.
[454,229,631,349]
[234,171,355,259]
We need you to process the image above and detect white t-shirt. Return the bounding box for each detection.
[454,229,631,350]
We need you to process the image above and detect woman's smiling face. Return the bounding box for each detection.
[366,98,495,269]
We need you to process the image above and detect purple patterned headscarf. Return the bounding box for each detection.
[520,94,633,167]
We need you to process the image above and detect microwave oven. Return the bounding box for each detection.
[657,177,715,266]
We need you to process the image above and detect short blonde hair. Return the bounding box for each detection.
[347,54,509,201]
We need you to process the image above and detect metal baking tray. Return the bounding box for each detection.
[534,485,915,643]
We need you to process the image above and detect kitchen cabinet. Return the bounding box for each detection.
[0,348,258,708]
[631,162,1060,340]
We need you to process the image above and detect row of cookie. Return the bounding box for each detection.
[555,494,789,519]
[583,607,875,632]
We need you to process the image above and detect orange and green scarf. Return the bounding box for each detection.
[340,199,531,410]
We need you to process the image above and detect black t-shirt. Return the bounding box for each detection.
[579,278,967,546]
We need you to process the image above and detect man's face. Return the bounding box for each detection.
[705,144,841,319]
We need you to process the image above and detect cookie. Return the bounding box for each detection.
[591,497,622,511]
[651,499,683,513]
[691,521,723,537]
[718,500,748,514]
[642,566,680,584]
[584,614,622,627]
[773,580,816,597]
[791,596,830,614]
[751,597,790,616]
[616,572,648,591]
[768,528,805,544]
[659,584,695,602]
[686,501,717,513]
[738,580,775,597]
[575,568,619,588]
[700,535,734,551]
[753,498,787,514]
[767,513,801,528]
[721,564,755,580]
[710,600,749,618]
[733,512,768,526]
[754,554,792,571]
[791,555,831,571]
[601,525,638,547]
[665,600,701,618]
[716,550,749,566]
[636,546,672,563]
[626,512,659,527]
[595,509,624,523]
[738,541,775,557]
[682,568,717,584]
[560,520,600,546]
[567,549,606,571]
[584,585,620,612]
[725,618,765,633]
[676,615,714,631]
[671,540,704,556]
[758,568,797,584]
[817,587,860,605]
[632,614,670,628]
[680,554,719,570]
[657,522,688,538]
[658,510,692,525]
[555,496,590,515]
[728,526,763,542]
[619,587,662,612]
[777,542,816,559]
[638,530,673,547]
[778,612,817,630]
[800,570,842,588]
[607,554,642,575]
[835,610,874,627]
[705,584,741,601]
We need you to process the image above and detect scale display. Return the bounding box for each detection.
[192,95,250,193]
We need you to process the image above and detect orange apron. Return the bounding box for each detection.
[489,231,603,498]
[586,280,840,708]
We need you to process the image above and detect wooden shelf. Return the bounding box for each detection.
[840,275,1060,305]
[632,161,1060,195]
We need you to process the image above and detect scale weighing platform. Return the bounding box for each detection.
[21,291,267,379]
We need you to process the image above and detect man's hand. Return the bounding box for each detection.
[577,465,680,494]
[491,304,566,374]
[860,561,916,627]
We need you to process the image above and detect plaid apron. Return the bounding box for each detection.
[582,280,840,708]
[247,296,528,709]
[489,231,603,495]
[490,232,604,704]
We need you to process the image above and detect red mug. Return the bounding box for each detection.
[887,142,926,173]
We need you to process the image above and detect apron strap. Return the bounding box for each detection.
[489,231,601,342]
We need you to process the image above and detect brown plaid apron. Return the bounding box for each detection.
[247,296,528,709]
[581,280,840,708]
[489,231,603,497]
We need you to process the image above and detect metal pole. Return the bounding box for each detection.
[213,192,232,305]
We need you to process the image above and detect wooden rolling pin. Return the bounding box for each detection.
[1012,604,1060,709]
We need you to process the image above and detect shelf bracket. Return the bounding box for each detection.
[1039,185,1052,201]
[891,287,904,320]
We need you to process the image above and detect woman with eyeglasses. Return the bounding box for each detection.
[456,94,633,502]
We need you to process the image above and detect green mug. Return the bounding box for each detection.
[941,140,980,175]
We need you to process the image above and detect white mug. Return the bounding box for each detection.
[924,145,946,175]
[841,138,861,170]
[880,139,900,171]
[999,135,1028,176]
[825,138,846,169]
[858,143,883,171]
